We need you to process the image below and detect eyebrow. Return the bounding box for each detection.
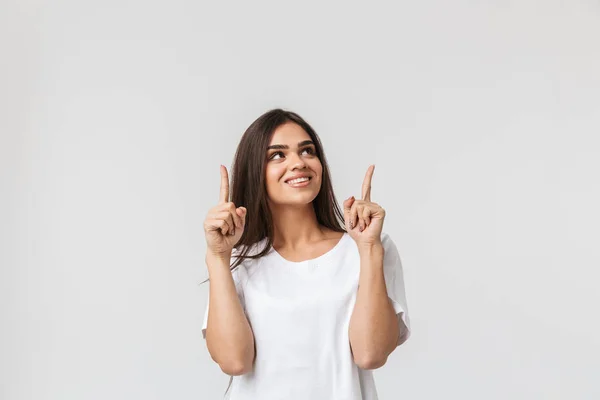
[267,140,315,151]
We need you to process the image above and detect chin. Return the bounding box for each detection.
[269,192,319,207]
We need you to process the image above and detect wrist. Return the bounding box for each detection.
[357,241,383,256]
[206,250,232,265]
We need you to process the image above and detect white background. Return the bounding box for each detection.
[2,1,599,399]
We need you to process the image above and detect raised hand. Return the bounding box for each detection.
[203,165,247,258]
[343,164,386,247]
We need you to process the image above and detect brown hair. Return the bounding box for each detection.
[200,108,346,284]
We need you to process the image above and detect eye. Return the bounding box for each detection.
[269,151,284,160]
[268,147,315,161]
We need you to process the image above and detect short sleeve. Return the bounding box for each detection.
[201,263,248,340]
[381,232,411,346]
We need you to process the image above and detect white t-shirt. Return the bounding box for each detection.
[202,231,411,400]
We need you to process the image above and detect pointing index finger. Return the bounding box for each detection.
[219,165,230,204]
[361,164,375,201]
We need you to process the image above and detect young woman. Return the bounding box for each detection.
[201,109,411,399]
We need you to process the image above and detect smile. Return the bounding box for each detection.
[286,177,312,187]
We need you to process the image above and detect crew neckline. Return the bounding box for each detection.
[270,232,349,266]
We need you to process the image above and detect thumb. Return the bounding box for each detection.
[343,196,355,228]
[236,207,247,225]
[343,196,355,212]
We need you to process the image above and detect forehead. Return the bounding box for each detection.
[268,122,311,145]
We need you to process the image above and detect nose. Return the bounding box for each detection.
[288,151,307,170]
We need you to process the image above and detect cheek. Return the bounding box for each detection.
[265,165,284,186]
[313,160,323,179]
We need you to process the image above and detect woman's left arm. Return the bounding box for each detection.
[345,164,408,370]
[348,243,401,370]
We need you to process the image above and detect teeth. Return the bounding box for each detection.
[287,177,310,184]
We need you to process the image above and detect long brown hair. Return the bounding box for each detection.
[201,108,346,284]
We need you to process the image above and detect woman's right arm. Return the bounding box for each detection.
[203,165,254,375]
[205,251,255,376]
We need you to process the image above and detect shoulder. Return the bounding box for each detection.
[232,237,269,260]
[230,237,270,280]
[380,231,401,261]
[380,231,394,248]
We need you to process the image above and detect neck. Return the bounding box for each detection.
[269,202,326,250]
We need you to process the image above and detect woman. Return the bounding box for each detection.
[201,109,411,399]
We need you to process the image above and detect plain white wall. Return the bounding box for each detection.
[2,1,599,399]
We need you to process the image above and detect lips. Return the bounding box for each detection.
[286,177,312,188]
[284,174,311,183]
[286,177,311,185]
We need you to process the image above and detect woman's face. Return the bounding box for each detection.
[265,122,323,207]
